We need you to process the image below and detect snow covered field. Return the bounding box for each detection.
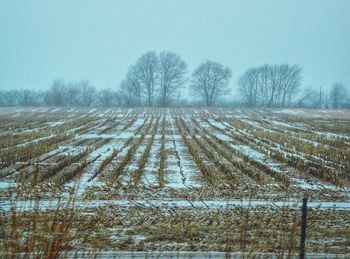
[0,107,349,254]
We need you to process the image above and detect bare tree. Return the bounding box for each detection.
[119,79,137,107]
[66,83,81,107]
[158,51,187,107]
[191,61,232,106]
[330,82,348,109]
[46,79,67,106]
[98,88,115,107]
[297,87,321,108]
[80,80,96,107]
[238,64,301,108]
[0,90,17,106]
[238,67,260,107]
[278,64,302,107]
[16,89,36,106]
[126,70,142,106]
[129,51,159,107]
[317,87,327,109]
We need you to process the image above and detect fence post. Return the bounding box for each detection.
[300,198,307,259]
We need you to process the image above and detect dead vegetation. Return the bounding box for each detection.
[0,107,349,256]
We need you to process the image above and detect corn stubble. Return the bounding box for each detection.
[0,108,350,257]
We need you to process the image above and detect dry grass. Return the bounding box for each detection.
[0,107,349,256]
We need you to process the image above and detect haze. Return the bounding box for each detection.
[1,0,349,95]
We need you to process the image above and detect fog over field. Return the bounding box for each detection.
[1,0,350,106]
[0,1,349,258]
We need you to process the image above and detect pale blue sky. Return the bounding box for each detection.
[1,0,349,95]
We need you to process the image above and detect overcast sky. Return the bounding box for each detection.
[1,0,349,96]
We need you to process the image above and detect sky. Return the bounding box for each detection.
[1,0,349,97]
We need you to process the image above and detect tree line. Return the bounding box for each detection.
[238,64,301,108]
[297,83,350,109]
[0,80,120,107]
[0,51,349,108]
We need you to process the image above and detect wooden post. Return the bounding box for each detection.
[300,198,307,259]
